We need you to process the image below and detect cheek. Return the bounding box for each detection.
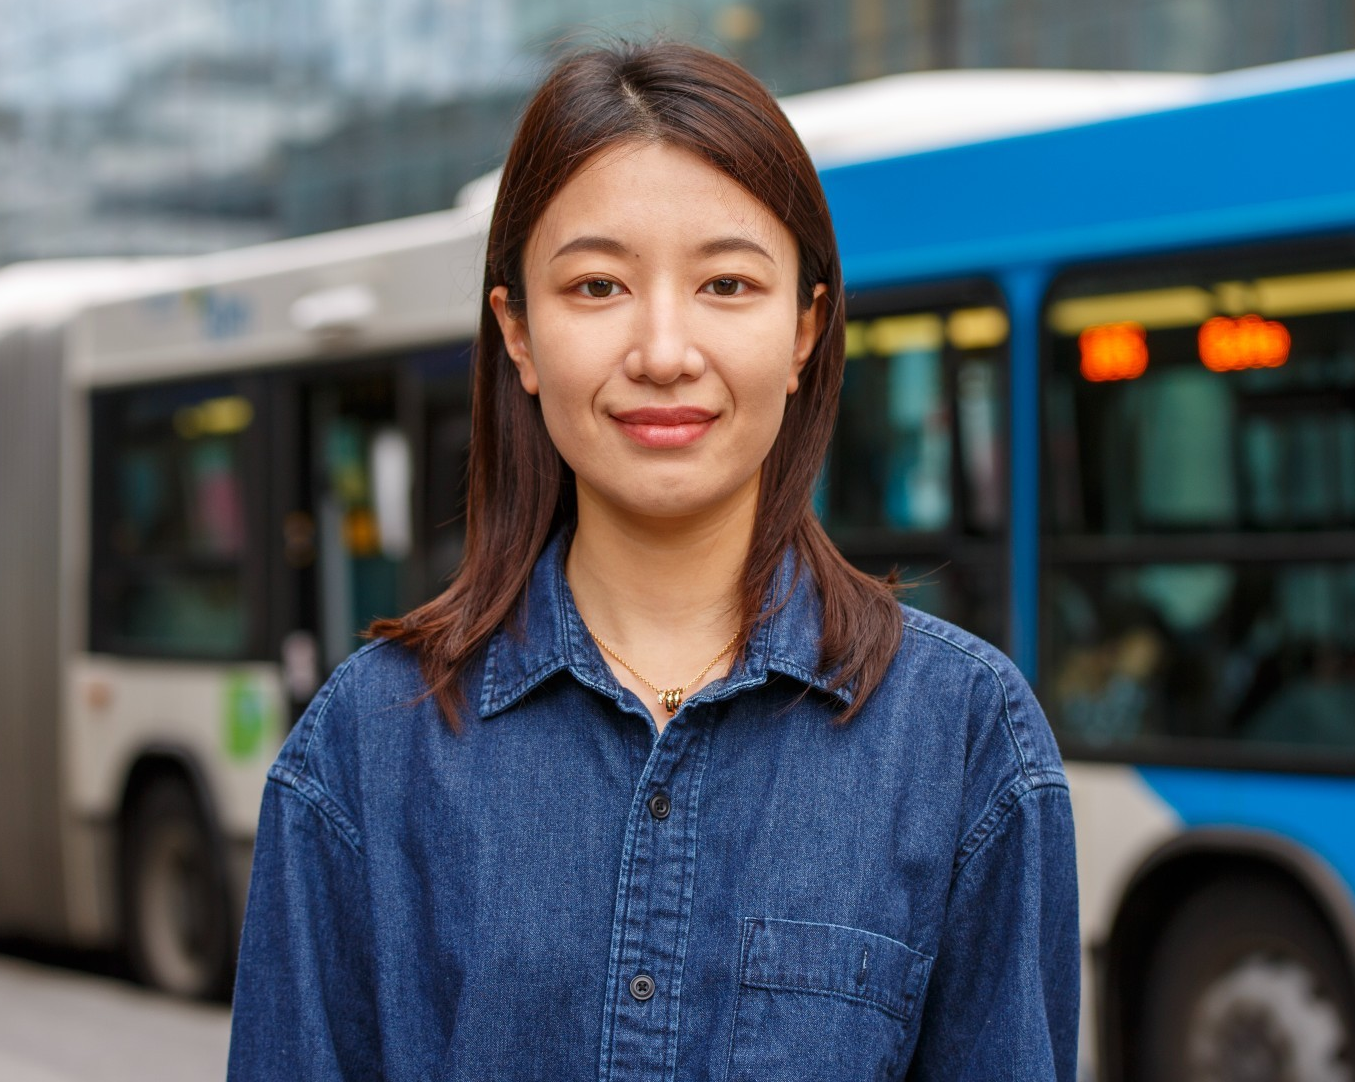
[729,320,802,410]
[535,369,589,429]
[529,350,604,457]
[731,362,794,456]
[524,317,587,401]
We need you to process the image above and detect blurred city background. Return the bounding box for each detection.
[1,0,1352,264]
[3,3,1355,1082]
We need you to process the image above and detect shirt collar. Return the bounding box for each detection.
[479,531,852,718]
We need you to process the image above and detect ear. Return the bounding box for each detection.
[787,283,828,395]
[489,285,538,396]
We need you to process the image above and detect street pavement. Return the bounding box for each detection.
[0,954,230,1082]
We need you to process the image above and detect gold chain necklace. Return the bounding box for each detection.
[586,627,739,715]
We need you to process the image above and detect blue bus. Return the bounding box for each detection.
[818,50,1355,1082]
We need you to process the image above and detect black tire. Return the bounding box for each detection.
[1137,877,1355,1082]
[122,776,234,1000]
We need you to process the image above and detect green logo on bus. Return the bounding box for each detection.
[223,674,276,759]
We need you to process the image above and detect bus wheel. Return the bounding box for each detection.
[122,776,233,1000]
[1138,878,1355,1082]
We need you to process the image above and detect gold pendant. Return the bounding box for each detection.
[659,688,683,715]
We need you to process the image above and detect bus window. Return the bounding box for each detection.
[1042,248,1355,762]
[831,319,951,532]
[91,380,261,658]
[410,345,473,602]
[821,290,1008,646]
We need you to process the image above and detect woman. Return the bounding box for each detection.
[228,40,1079,1081]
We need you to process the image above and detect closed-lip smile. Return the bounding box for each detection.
[612,406,717,448]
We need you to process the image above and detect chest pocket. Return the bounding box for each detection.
[724,917,932,1082]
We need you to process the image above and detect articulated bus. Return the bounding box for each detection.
[2,52,1354,1080]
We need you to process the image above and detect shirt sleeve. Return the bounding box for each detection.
[226,778,380,1082]
[906,781,1081,1081]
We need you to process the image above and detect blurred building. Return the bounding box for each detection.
[1,0,1352,263]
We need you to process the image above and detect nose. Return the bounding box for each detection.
[623,291,706,384]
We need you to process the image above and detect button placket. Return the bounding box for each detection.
[598,725,713,1081]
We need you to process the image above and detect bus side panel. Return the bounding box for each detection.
[59,657,286,947]
[1138,768,1355,906]
[64,658,285,843]
[1065,762,1182,1080]
[0,326,68,939]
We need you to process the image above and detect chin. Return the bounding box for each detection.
[613,483,751,523]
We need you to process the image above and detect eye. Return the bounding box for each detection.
[705,277,746,297]
[577,278,621,299]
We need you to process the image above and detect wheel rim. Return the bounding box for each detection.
[1189,953,1352,1082]
[136,816,218,997]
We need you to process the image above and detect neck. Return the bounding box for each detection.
[566,479,755,648]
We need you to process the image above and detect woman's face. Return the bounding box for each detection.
[491,141,825,526]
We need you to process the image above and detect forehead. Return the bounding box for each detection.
[525,140,795,261]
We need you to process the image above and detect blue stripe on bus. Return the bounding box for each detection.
[1140,766,1355,892]
[823,76,1355,289]
[839,192,1355,292]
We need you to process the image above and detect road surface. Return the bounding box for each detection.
[0,954,230,1082]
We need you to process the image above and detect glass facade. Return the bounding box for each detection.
[1,0,1352,263]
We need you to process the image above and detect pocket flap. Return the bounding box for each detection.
[739,917,932,1023]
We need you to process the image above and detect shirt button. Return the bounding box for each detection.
[647,792,671,820]
[629,973,656,1001]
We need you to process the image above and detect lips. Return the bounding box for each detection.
[612,406,717,449]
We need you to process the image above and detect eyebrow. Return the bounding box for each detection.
[697,236,775,261]
[550,235,632,261]
[549,235,776,262]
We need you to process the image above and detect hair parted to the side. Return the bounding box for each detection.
[369,39,903,727]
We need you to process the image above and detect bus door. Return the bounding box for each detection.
[274,347,472,715]
[273,363,410,710]
[1040,241,1355,1081]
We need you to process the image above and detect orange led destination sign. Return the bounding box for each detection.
[1079,322,1148,382]
[1198,314,1290,372]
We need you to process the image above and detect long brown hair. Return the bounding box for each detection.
[371,40,902,725]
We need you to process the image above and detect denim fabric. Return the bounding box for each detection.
[228,534,1079,1081]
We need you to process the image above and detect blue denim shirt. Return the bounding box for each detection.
[228,535,1079,1080]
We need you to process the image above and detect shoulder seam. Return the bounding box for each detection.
[295,640,386,775]
[953,773,1067,877]
[265,769,363,854]
[902,620,1031,775]
[277,640,390,853]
